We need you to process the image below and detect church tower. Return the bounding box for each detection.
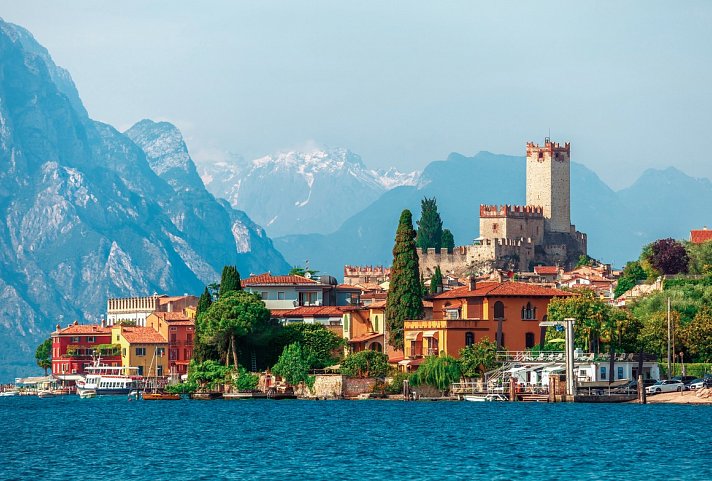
[525,139,571,233]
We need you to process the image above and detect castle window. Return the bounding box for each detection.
[493,301,505,320]
[465,332,474,347]
[492,223,498,233]
[521,303,536,320]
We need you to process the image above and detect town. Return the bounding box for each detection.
[5,139,712,404]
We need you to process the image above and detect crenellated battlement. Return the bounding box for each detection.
[479,204,544,219]
[526,140,571,155]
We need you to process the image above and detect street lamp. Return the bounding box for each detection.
[539,317,576,398]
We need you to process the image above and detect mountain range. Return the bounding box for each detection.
[198,149,420,237]
[0,20,288,380]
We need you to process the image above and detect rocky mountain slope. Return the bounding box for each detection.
[198,148,420,237]
[0,20,288,380]
[274,151,710,278]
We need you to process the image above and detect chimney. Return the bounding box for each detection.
[468,276,476,291]
[101,318,106,328]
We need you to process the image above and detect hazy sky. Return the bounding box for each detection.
[2,1,711,189]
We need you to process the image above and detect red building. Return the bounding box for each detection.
[51,321,121,378]
[146,311,195,377]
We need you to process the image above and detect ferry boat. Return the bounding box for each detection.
[75,362,140,396]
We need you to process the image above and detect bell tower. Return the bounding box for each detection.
[525,138,571,233]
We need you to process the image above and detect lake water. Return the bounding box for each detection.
[1,396,710,480]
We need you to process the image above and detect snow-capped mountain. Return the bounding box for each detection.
[0,20,289,380]
[198,148,421,237]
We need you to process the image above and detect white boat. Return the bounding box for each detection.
[79,389,97,399]
[76,361,140,396]
[0,390,19,397]
[37,390,55,398]
[463,393,508,402]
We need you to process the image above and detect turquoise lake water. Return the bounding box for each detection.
[1,396,710,480]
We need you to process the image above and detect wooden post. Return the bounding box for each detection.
[638,374,647,404]
[509,376,517,401]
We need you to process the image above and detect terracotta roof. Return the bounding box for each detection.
[242,273,318,286]
[433,281,572,299]
[348,332,383,344]
[534,266,559,275]
[368,300,387,309]
[164,320,195,327]
[116,326,167,344]
[158,295,196,305]
[55,324,111,335]
[152,311,192,322]
[336,284,361,291]
[270,306,346,318]
[690,229,712,244]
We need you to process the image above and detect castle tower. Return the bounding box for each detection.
[526,139,571,233]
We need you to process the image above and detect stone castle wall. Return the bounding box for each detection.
[526,141,571,233]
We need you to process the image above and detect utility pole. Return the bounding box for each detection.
[667,297,671,379]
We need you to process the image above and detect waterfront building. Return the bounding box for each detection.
[51,321,120,380]
[111,325,168,377]
[242,273,340,310]
[401,279,571,367]
[106,294,198,327]
[145,311,195,378]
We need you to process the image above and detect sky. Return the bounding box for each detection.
[1,1,711,189]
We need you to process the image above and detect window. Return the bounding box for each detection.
[465,332,474,347]
[493,301,505,320]
[122,348,126,357]
[525,332,535,349]
[445,309,459,320]
[600,367,607,380]
[277,291,285,300]
[373,315,379,332]
[138,366,144,376]
[187,333,193,343]
[71,336,81,343]
[617,367,624,380]
[170,349,178,361]
[521,302,536,320]
[86,336,95,343]
[260,291,269,300]
[135,347,146,356]
[427,337,439,356]
[157,365,163,377]
[170,334,177,343]
[370,342,383,352]
[156,348,165,357]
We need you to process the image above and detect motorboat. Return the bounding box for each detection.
[76,360,140,396]
[463,393,508,402]
[79,389,97,399]
[37,390,55,398]
[0,389,19,397]
[142,392,181,401]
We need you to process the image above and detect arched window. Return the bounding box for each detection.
[370,342,383,352]
[525,332,535,349]
[465,332,474,347]
[522,302,536,320]
[494,301,505,320]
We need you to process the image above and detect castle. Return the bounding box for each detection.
[418,139,587,277]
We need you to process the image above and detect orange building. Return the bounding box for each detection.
[402,279,571,366]
[146,311,195,378]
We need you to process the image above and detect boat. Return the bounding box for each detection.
[142,392,181,401]
[37,390,55,398]
[76,360,140,396]
[79,390,97,399]
[0,389,19,397]
[463,393,508,402]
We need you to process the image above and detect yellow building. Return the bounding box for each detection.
[111,325,168,378]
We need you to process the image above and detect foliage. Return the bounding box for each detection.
[187,360,230,391]
[385,209,424,349]
[341,350,389,378]
[272,343,311,385]
[681,306,712,363]
[458,339,499,378]
[646,238,689,275]
[662,363,712,378]
[614,277,636,299]
[165,381,198,394]
[416,197,443,251]
[614,261,648,298]
[385,372,411,394]
[198,290,272,368]
[429,266,443,295]
[410,355,462,392]
[114,319,137,326]
[219,265,242,297]
[282,323,345,369]
[288,266,319,277]
[94,343,121,356]
[576,254,595,268]
[233,366,260,391]
[687,240,712,275]
[197,286,213,317]
[35,338,52,375]
[636,311,680,362]
[547,289,612,353]
[441,229,455,253]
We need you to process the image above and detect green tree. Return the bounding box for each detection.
[429,266,443,295]
[272,343,311,385]
[547,289,611,353]
[341,350,389,378]
[196,286,212,317]
[459,339,498,378]
[288,266,319,277]
[614,261,648,298]
[637,311,681,361]
[686,240,712,275]
[442,229,455,253]
[410,355,462,392]
[283,323,345,369]
[576,254,595,268]
[233,366,260,391]
[219,265,242,297]
[416,197,443,251]
[187,360,230,392]
[35,338,52,375]
[200,290,271,369]
[385,209,424,349]
[681,306,712,363]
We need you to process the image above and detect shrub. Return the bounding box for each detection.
[341,350,389,378]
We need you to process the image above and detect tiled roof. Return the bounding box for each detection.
[433,281,572,299]
[336,284,361,290]
[242,273,318,286]
[55,324,111,335]
[534,266,559,275]
[690,229,712,244]
[368,300,387,309]
[117,326,167,344]
[270,306,346,318]
[158,295,197,305]
[348,332,383,344]
[153,311,193,322]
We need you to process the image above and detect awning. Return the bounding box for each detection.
[348,332,383,344]
[404,331,421,341]
[423,330,439,339]
[398,358,425,367]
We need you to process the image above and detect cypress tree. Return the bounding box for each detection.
[196,286,212,317]
[219,265,242,297]
[442,229,455,253]
[429,266,443,295]
[386,209,424,349]
[416,197,443,251]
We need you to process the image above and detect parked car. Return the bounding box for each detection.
[688,379,705,390]
[672,376,697,384]
[646,380,685,394]
[626,379,658,391]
